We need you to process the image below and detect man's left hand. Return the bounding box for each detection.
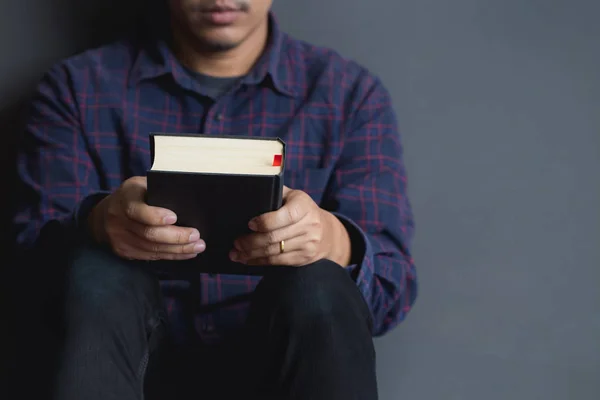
[229,186,351,267]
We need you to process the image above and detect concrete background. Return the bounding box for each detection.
[1,0,599,398]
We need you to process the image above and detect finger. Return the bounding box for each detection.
[125,176,148,189]
[134,237,206,256]
[117,229,205,255]
[242,251,310,267]
[112,235,201,261]
[120,180,177,226]
[282,185,292,197]
[231,234,309,262]
[249,192,308,232]
[126,248,200,261]
[127,221,200,245]
[122,198,178,226]
[233,223,304,253]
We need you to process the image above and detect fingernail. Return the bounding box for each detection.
[248,219,257,231]
[189,230,200,242]
[193,242,206,253]
[229,250,239,261]
[163,214,177,224]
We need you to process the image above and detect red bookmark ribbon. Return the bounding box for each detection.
[272,154,283,167]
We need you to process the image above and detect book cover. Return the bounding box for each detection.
[146,133,285,275]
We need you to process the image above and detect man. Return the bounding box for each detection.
[13,0,417,399]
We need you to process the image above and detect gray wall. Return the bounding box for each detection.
[2,0,599,399]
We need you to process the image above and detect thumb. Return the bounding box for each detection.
[126,176,148,190]
[120,176,174,225]
[282,185,292,198]
[122,176,148,201]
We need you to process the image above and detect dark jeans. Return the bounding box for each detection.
[49,243,377,400]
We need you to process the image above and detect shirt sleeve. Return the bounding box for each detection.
[330,73,418,336]
[13,64,109,250]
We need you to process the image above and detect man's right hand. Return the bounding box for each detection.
[88,176,205,261]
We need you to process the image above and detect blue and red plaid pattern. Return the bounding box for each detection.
[14,16,417,342]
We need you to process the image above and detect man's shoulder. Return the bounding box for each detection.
[281,33,382,99]
[44,38,139,89]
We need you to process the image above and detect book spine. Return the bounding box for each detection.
[274,137,285,209]
[271,175,283,210]
[145,170,158,206]
[149,134,156,167]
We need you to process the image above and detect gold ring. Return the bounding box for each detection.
[279,240,285,254]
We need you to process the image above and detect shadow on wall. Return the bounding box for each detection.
[1,0,152,394]
[0,0,152,255]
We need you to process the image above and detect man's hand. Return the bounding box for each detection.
[88,176,205,261]
[229,186,352,267]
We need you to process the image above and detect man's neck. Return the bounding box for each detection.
[172,21,269,78]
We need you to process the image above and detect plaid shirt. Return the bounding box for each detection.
[14,16,417,343]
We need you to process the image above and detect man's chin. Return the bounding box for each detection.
[197,38,240,52]
[191,28,244,52]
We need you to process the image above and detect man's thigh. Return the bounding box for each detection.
[12,239,170,398]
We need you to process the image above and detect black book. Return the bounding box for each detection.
[146,133,285,275]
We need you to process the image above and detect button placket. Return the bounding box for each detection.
[204,105,225,135]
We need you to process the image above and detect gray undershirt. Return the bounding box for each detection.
[186,68,243,99]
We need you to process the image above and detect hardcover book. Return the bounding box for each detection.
[146,133,285,275]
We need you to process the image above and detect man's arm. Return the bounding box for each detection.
[328,73,418,336]
[14,64,108,250]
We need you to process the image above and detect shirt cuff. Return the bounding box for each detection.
[330,212,375,293]
[72,191,111,234]
[28,191,111,253]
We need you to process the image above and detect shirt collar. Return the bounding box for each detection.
[129,13,297,97]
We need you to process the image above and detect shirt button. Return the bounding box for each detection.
[215,113,224,120]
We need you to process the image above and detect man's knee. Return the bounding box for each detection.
[255,259,372,332]
[62,242,162,328]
